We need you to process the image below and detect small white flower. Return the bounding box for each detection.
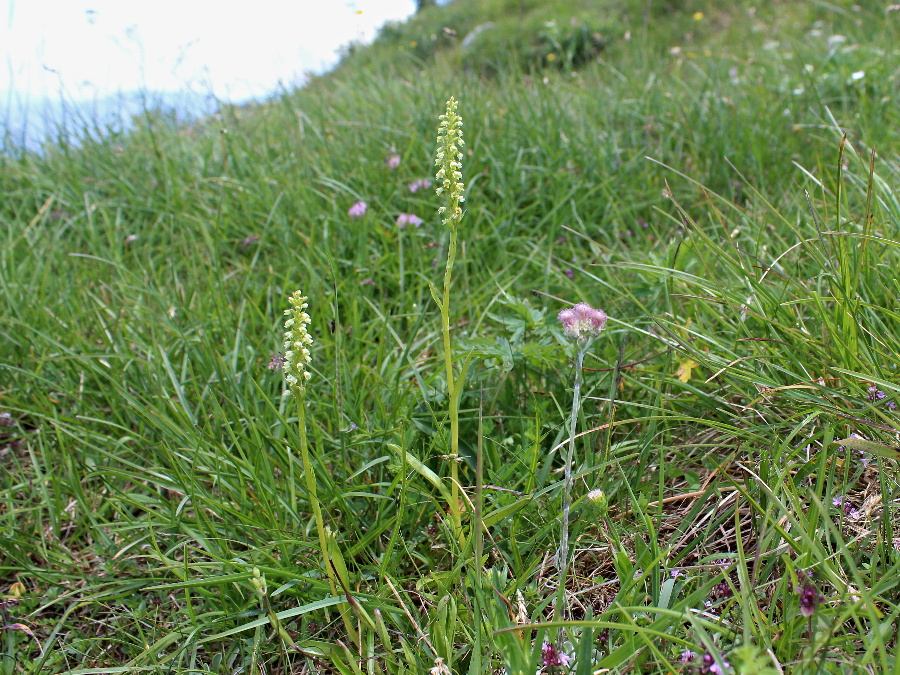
[282,290,314,395]
[850,70,865,81]
[434,97,465,228]
[429,658,452,675]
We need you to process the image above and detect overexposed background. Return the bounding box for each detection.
[1,0,417,144]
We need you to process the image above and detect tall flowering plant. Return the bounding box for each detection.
[434,97,466,531]
[555,302,607,619]
[282,290,358,646]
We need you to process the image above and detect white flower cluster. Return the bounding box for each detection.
[435,96,465,228]
[283,290,313,394]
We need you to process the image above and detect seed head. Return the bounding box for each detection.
[282,290,314,395]
[587,488,606,504]
[435,96,465,228]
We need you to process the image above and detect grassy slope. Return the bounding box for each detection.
[1,0,898,672]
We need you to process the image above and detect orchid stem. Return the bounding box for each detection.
[441,224,461,535]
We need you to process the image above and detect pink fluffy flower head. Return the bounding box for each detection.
[396,213,424,229]
[348,201,367,218]
[386,152,401,170]
[409,178,432,193]
[558,302,607,340]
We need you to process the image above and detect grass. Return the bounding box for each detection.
[0,0,898,672]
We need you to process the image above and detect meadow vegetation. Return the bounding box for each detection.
[1,0,898,672]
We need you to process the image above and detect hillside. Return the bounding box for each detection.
[1,1,898,672]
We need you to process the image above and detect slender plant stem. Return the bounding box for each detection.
[398,229,405,295]
[556,341,587,621]
[473,389,485,667]
[298,399,333,586]
[298,397,359,647]
[441,223,461,533]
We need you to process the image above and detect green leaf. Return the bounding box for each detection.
[834,437,898,460]
[483,496,532,528]
[201,595,348,642]
[575,626,594,675]
[388,443,452,503]
[428,281,443,311]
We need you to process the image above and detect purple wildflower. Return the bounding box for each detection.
[888,400,897,411]
[541,642,571,668]
[680,649,696,664]
[239,234,259,249]
[699,653,731,674]
[867,385,886,401]
[408,178,432,193]
[563,268,575,279]
[0,412,13,428]
[837,433,870,466]
[832,495,857,516]
[348,201,368,218]
[798,582,823,617]
[396,213,424,229]
[856,450,871,468]
[385,153,401,170]
[709,580,733,601]
[267,353,286,371]
[558,302,607,340]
